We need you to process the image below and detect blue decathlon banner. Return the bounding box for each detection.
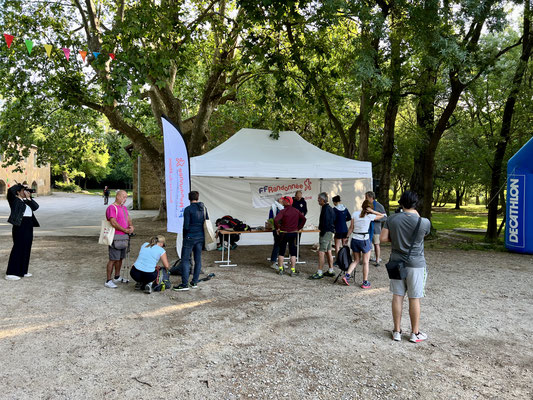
[162,115,190,234]
[506,174,526,249]
[505,136,533,254]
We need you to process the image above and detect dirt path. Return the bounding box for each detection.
[1,218,532,399]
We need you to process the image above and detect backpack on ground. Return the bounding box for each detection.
[333,245,353,284]
[152,267,172,291]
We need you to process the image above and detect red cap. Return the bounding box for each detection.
[281,196,293,206]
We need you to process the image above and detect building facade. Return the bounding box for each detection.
[0,146,51,196]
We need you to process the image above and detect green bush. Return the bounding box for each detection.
[55,181,82,192]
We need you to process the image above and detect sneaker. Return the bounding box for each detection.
[144,282,153,294]
[361,280,371,289]
[134,282,143,290]
[113,276,129,283]
[342,275,350,286]
[5,275,21,281]
[392,330,402,341]
[323,270,336,277]
[105,280,118,288]
[374,258,382,267]
[278,268,284,275]
[409,331,428,343]
[189,282,198,289]
[24,273,33,277]
[217,245,223,251]
[172,284,190,291]
[290,269,299,277]
[370,255,376,262]
[231,243,238,250]
[309,272,324,280]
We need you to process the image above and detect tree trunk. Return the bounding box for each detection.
[476,195,480,205]
[377,16,401,214]
[62,171,70,183]
[486,0,532,241]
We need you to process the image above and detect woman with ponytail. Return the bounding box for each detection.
[130,235,170,293]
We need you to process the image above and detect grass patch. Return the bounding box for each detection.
[431,204,503,231]
[84,189,133,196]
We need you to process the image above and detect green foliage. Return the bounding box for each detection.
[55,181,82,193]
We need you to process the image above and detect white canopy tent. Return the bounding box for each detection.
[190,129,373,245]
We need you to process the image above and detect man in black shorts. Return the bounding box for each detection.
[274,196,306,276]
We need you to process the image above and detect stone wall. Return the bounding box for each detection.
[132,155,161,210]
[0,147,51,196]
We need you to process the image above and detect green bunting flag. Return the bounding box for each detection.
[25,39,33,54]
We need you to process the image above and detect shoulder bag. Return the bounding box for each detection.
[385,217,422,280]
[98,205,117,246]
[203,207,217,251]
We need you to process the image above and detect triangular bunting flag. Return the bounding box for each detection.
[25,39,33,54]
[4,34,14,48]
[62,48,70,61]
[93,52,100,59]
[79,50,87,62]
[109,53,115,60]
[44,44,53,58]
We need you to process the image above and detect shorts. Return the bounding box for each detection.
[318,231,334,252]
[278,232,297,257]
[350,238,372,254]
[334,232,348,240]
[372,234,380,245]
[390,267,427,298]
[109,236,129,260]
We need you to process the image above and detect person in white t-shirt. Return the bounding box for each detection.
[343,199,385,288]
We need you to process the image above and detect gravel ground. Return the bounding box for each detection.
[1,218,532,399]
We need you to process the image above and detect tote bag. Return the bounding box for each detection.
[98,205,117,246]
[203,207,217,251]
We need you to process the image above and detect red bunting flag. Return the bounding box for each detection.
[109,53,115,60]
[79,50,87,62]
[62,48,70,61]
[4,34,14,48]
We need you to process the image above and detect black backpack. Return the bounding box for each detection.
[333,246,353,283]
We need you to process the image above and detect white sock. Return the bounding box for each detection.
[317,269,323,275]
[328,268,334,273]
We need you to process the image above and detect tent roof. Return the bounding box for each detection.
[190,129,372,179]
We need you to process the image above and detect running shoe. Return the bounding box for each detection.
[105,280,118,288]
[322,270,336,277]
[360,280,371,289]
[278,268,284,275]
[172,284,190,291]
[409,331,428,343]
[309,272,324,280]
[189,282,198,289]
[342,275,350,286]
[290,269,299,277]
[392,330,402,341]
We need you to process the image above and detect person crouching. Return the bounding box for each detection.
[130,235,170,293]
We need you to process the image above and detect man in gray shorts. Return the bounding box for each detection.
[309,192,336,279]
[380,191,431,343]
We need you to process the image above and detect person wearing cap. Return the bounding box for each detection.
[332,195,351,256]
[5,183,39,280]
[274,196,306,276]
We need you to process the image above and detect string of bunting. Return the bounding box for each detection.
[3,33,116,62]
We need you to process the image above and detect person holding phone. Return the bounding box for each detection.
[5,183,39,280]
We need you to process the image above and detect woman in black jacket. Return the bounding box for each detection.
[5,183,39,280]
